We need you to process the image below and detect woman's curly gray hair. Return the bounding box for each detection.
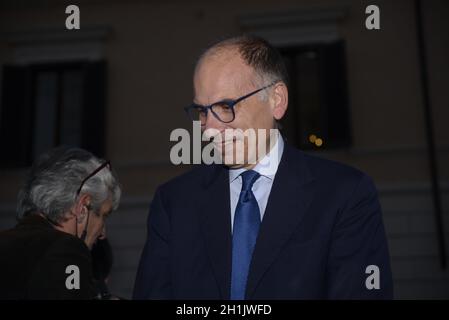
[17,147,121,223]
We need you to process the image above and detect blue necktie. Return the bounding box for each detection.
[231,170,261,300]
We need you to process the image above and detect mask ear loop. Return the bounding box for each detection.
[80,206,91,241]
[75,215,78,238]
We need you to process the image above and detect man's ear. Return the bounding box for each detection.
[73,194,91,219]
[271,82,288,121]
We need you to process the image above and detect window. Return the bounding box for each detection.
[279,40,352,150]
[0,61,107,168]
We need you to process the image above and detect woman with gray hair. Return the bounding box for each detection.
[0,146,121,299]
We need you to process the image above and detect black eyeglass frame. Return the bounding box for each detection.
[184,81,280,124]
[76,161,111,196]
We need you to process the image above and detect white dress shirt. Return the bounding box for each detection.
[229,135,285,233]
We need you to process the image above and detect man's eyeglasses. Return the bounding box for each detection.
[184,81,279,125]
[76,161,111,196]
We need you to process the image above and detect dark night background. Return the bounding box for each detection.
[0,0,448,299]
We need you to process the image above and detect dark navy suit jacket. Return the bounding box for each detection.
[133,144,393,299]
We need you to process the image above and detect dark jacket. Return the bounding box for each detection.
[0,214,95,299]
[133,144,394,299]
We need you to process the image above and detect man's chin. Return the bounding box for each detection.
[212,140,261,167]
[217,150,257,168]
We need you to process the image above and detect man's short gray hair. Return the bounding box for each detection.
[17,147,122,223]
[196,35,289,101]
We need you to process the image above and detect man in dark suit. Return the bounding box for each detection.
[0,147,121,299]
[133,36,393,299]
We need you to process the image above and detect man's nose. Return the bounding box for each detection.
[204,111,223,131]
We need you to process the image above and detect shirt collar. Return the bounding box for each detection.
[229,134,284,183]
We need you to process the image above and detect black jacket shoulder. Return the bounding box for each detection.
[0,215,95,300]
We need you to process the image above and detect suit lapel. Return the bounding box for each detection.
[199,164,232,299]
[246,145,317,298]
